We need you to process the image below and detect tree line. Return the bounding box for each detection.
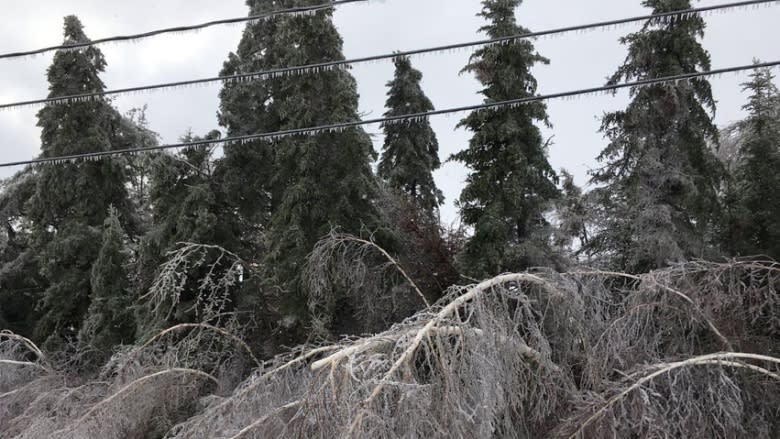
[0,0,778,362]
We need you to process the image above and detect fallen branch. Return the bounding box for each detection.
[0,359,47,370]
[0,387,22,400]
[177,345,340,435]
[565,270,733,350]
[227,400,302,439]
[1,330,47,364]
[346,273,555,436]
[568,352,780,439]
[338,235,430,308]
[312,326,547,372]
[52,367,218,436]
[139,323,261,367]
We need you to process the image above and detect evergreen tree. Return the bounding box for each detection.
[0,169,44,336]
[220,0,384,342]
[264,6,383,340]
[589,0,724,272]
[27,16,131,346]
[217,3,276,229]
[136,131,242,335]
[120,107,160,235]
[452,0,560,278]
[552,170,591,258]
[215,1,292,344]
[78,207,134,354]
[376,57,453,309]
[378,56,443,213]
[723,66,780,259]
[144,131,232,257]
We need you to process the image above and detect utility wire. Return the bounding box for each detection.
[0,0,775,112]
[2,60,777,169]
[0,0,371,61]
[1,0,773,62]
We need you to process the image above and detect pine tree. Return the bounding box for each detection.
[723,66,780,259]
[78,207,134,354]
[378,56,443,213]
[452,0,560,278]
[27,16,131,346]
[589,0,724,272]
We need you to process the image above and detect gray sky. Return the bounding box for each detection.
[1,0,778,223]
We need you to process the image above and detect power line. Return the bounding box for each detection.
[0,0,372,61]
[2,60,777,169]
[1,0,773,63]
[0,0,775,112]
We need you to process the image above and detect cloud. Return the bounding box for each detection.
[1,0,778,223]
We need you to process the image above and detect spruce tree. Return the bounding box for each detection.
[552,170,591,257]
[136,131,242,335]
[589,0,724,272]
[215,1,291,341]
[266,8,382,340]
[0,169,44,336]
[220,0,383,342]
[78,207,134,353]
[144,131,233,254]
[378,56,443,213]
[120,107,160,235]
[723,66,780,259]
[377,57,453,307]
[217,2,277,229]
[27,16,131,346]
[452,0,560,278]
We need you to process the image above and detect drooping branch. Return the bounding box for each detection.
[0,330,47,364]
[565,270,733,350]
[49,368,218,437]
[346,273,559,435]
[139,323,261,367]
[304,231,432,334]
[140,242,244,325]
[568,352,780,439]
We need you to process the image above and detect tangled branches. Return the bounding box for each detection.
[167,259,779,439]
[168,273,580,438]
[2,258,779,438]
[0,320,257,439]
[560,352,780,439]
[304,231,431,336]
[140,242,244,333]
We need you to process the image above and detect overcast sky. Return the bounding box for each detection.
[1,0,778,223]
